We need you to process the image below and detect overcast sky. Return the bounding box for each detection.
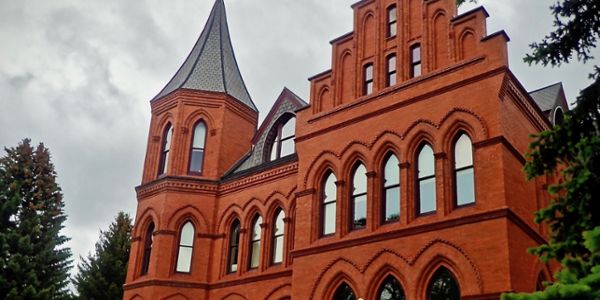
[0,0,597,279]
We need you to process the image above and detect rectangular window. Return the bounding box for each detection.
[363,64,374,95]
[410,44,421,78]
[387,6,397,38]
[386,55,397,87]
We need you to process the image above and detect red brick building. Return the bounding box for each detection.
[123,0,568,299]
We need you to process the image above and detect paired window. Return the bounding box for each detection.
[189,122,207,174]
[158,124,173,176]
[141,223,155,275]
[272,210,285,264]
[377,276,406,300]
[382,154,400,222]
[321,172,338,236]
[270,117,296,161]
[228,220,241,273]
[363,64,374,95]
[454,134,475,206]
[249,215,262,269]
[410,44,422,78]
[427,267,460,300]
[387,5,397,38]
[175,221,195,273]
[417,144,436,214]
[350,163,368,229]
[386,55,397,87]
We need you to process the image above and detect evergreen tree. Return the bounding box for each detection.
[73,212,133,300]
[0,139,72,299]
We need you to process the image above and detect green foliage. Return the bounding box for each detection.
[502,0,600,299]
[73,212,133,300]
[0,139,73,299]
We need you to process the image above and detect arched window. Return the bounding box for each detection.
[322,171,337,236]
[553,107,564,125]
[427,267,460,300]
[249,215,262,269]
[189,121,207,174]
[386,54,397,87]
[363,63,374,95]
[417,144,436,215]
[271,209,285,264]
[454,133,475,206]
[350,163,367,229]
[270,117,296,161]
[158,124,173,176]
[141,222,154,275]
[410,44,422,78]
[382,154,400,222]
[377,276,406,300]
[535,273,546,291]
[333,282,356,300]
[387,5,397,38]
[175,221,195,273]
[228,219,240,273]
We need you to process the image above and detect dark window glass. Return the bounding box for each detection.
[333,282,357,300]
[272,210,285,264]
[176,221,194,273]
[158,124,173,176]
[351,163,367,229]
[428,267,460,300]
[554,107,564,125]
[386,55,397,87]
[249,215,262,269]
[322,172,337,236]
[387,6,397,38]
[536,274,546,291]
[410,44,422,78]
[141,223,154,275]
[228,220,240,273]
[189,122,207,173]
[364,64,374,95]
[417,144,436,214]
[454,134,475,206]
[269,117,296,161]
[383,154,400,222]
[378,276,406,300]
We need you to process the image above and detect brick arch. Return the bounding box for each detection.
[303,151,339,189]
[183,108,216,130]
[129,294,143,300]
[221,292,248,300]
[265,283,292,300]
[365,264,410,300]
[133,207,159,237]
[432,9,449,69]
[311,265,362,300]
[316,85,332,113]
[438,107,488,144]
[370,130,403,161]
[531,260,553,290]
[216,205,243,234]
[266,199,286,226]
[245,208,263,231]
[156,112,175,135]
[458,28,477,60]
[338,50,354,105]
[242,197,267,215]
[361,11,376,59]
[161,293,190,300]
[167,204,208,232]
[403,128,437,162]
[341,148,371,180]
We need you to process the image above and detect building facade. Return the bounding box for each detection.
[123,0,568,299]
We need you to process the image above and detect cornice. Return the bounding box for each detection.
[219,163,298,195]
[136,177,219,200]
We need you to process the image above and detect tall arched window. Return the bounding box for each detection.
[158,124,173,176]
[271,209,285,264]
[249,215,262,269]
[387,5,397,38]
[322,171,337,236]
[386,54,397,87]
[141,222,154,275]
[454,133,475,206]
[427,267,460,300]
[228,219,240,273]
[189,121,207,174]
[351,163,367,229]
[377,276,406,300]
[417,143,436,215]
[333,282,356,300]
[175,221,195,273]
[270,117,296,161]
[382,154,400,222]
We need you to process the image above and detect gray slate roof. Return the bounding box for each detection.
[152,0,257,111]
[529,82,563,112]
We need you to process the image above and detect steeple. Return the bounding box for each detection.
[152,0,257,112]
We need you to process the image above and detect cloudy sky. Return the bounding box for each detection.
[0,0,597,279]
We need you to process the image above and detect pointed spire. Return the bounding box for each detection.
[153,0,257,112]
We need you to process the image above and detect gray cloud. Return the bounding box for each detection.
[0,0,597,281]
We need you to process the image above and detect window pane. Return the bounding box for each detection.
[274,211,284,235]
[229,246,238,272]
[353,195,367,228]
[273,236,283,264]
[456,168,475,205]
[428,268,460,300]
[176,246,192,272]
[324,173,337,202]
[270,143,277,161]
[419,177,436,214]
[280,138,295,157]
[161,152,170,174]
[334,283,356,300]
[384,155,400,186]
[378,276,406,300]
[385,186,400,222]
[412,46,421,62]
[413,63,421,77]
[388,7,397,22]
[281,117,296,138]
[389,73,397,86]
[352,164,367,195]
[164,125,173,150]
[365,65,373,80]
[454,134,473,168]
[324,203,336,235]
[389,24,397,37]
[193,123,206,148]
[418,144,435,178]
[190,150,204,172]
[250,241,260,268]
[366,82,373,95]
[388,56,397,72]
[252,217,262,241]
[180,222,195,246]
